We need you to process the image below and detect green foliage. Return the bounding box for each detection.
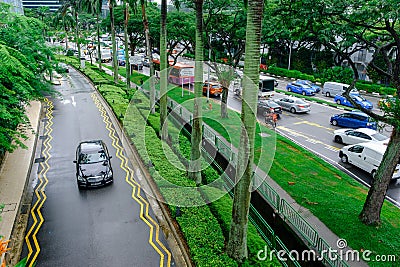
[319,66,354,84]
[66,49,74,56]
[264,66,315,81]
[0,13,53,154]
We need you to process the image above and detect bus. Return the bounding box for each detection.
[151,60,195,85]
[234,75,277,99]
[168,63,194,85]
[258,75,277,98]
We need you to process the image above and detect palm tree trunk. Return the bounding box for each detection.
[124,2,130,90]
[141,0,155,114]
[226,0,264,262]
[65,25,69,52]
[109,0,118,84]
[75,11,81,60]
[96,13,102,70]
[159,0,168,141]
[221,87,228,118]
[359,127,400,225]
[188,0,204,185]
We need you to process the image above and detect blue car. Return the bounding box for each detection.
[334,94,373,110]
[296,80,321,93]
[286,82,315,96]
[330,111,377,129]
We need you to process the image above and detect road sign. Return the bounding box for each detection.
[129,55,143,65]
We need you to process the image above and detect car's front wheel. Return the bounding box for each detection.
[331,120,338,126]
[287,87,291,92]
[302,91,306,96]
[334,135,343,144]
[290,107,296,114]
[326,92,331,97]
[336,99,341,105]
[371,170,376,178]
[341,154,348,163]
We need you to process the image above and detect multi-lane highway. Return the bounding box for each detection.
[231,80,400,207]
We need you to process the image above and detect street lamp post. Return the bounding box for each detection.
[207,33,211,103]
[288,40,292,70]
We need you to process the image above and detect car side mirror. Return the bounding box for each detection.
[73,160,77,163]
[109,156,112,159]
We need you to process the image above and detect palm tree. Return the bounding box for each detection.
[226,0,265,262]
[53,7,74,53]
[81,0,103,70]
[140,0,156,114]
[60,0,82,60]
[123,1,130,90]
[159,0,168,140]
[109,0,119,83]
[188,0,204,185]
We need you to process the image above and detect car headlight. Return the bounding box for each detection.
[106,170,113,178]
[77,174,85,181]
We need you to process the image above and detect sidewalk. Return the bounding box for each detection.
[0,101,42,263]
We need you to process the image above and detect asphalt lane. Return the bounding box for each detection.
[22,68,172,266]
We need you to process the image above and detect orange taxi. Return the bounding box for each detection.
[203,82,223,97]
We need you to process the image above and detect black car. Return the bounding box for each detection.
[73,140,113,189]
[257,99,282,117]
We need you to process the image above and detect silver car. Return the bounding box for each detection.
[274,97,311,114]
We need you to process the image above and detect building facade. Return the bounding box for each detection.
[1,0,24,14]
[22,0,61,12]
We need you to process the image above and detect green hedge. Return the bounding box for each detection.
[355,81,397,96]
[263,66,315,81]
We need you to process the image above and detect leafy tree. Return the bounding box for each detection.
[278,0,400,226]
[0,11,53,155]
[226,0,264,262]
[167,11,195,64]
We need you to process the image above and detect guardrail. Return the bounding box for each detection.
[144,90,350,267]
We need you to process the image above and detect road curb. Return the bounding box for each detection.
[0,101,44,266]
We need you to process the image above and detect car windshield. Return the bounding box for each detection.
[266,101,278,107]
[353,96,366,102]
[300,84,312,89]
[79,151,107,164]
[371,133,388,141]
[295,99,306,104]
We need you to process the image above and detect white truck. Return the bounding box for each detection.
[96,48,112,63]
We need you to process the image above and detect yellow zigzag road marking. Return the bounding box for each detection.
[25,99,53,267]
[91,93,171,267]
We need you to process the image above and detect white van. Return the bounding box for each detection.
[339,142,400,180]
[322,82,358,97]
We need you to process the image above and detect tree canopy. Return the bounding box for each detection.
[0,8,53,154]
